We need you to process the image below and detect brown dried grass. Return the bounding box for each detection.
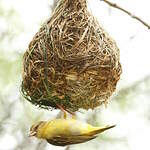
[22,0,122,112]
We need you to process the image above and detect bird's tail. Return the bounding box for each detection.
[84,125,116,136]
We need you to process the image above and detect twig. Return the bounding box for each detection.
[100,0,150,29]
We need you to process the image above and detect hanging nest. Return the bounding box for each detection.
[22,0,122,112]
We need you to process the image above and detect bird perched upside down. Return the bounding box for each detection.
[29,119,115,146]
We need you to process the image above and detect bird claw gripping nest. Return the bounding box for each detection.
[22,0,122,112]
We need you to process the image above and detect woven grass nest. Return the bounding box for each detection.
[22,0,122,112]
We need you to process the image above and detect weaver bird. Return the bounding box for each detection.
[29,118,115,146]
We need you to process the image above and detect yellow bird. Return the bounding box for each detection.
[29,119,115,146]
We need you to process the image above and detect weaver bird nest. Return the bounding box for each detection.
[22,0,122,112]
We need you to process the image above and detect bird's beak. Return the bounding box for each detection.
[28,131,36,137]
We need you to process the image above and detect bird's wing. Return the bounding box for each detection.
[47,134,97,146]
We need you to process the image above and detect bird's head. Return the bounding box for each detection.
[29,121,45,137]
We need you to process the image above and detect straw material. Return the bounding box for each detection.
[22,0,122,111]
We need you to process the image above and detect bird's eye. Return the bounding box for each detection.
[30,124,38,132]
[34,125,39,131]
[30,121,45,132]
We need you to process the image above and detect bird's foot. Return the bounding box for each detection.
[56,104,76,119]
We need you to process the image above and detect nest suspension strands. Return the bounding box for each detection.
[22,0,122,113]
